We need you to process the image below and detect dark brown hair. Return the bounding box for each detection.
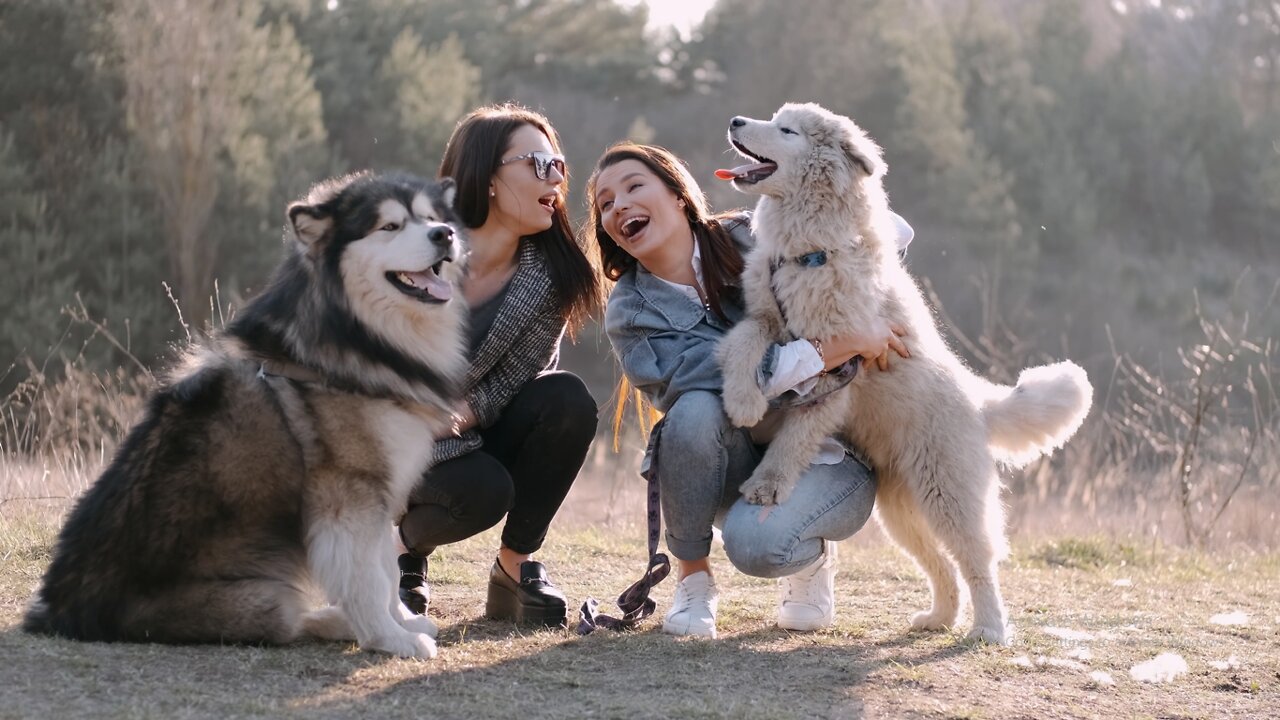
[586,143,748,444]
[585,143,744,319]
[438,103,601,334]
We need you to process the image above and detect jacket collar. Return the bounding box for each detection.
[632,264,709,332]
[467,238,550,383]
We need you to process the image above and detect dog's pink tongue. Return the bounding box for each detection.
[405,270,453,301]
[714,162,775,181]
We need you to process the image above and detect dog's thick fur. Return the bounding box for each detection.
[23,173,468,659]
[717,103,1093,644]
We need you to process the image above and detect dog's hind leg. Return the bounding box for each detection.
[301,605,356,641]
[875,478,961,633]
[916,461,1011,645]
[125,579,308,645]
[307,504,437,659]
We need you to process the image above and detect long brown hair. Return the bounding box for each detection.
[438,103,601,334]
[585,142,745,319]
[585,143,748,445]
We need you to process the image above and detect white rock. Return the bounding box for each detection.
[1209,656,1240,671]
[1042,626,1095,641]
[1088,670,1116,687]
[1209,611,1249,626]
[1129,653,1189,683]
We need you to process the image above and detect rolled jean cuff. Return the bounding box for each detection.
[665,530,715,562]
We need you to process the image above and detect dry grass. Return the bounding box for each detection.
[1,515,1278,720]
[2,287,1277,718]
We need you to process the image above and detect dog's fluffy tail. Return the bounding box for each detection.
[980,361,1092,467]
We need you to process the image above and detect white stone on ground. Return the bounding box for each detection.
[1129,653,1189,683]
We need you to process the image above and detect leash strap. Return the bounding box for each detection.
[577,422,671,634]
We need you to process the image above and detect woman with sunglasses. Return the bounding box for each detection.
[396,104,601,627]
[588,143,911,638]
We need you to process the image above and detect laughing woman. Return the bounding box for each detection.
[589,143,912,637]
[396,104,601,627]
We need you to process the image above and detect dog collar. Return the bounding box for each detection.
[771,249,836,271]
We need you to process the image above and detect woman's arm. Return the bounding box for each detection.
[465,309,565,429]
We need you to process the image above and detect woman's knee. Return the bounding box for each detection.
[525,372,599,439]
[400,455,514,553]
[721,507,796,578]
[660,390,730,455]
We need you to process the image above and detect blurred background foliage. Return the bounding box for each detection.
[1,0,1277,398]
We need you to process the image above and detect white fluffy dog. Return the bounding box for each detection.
[716,103,1093,644]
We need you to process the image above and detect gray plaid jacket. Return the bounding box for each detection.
[434,238,566,463]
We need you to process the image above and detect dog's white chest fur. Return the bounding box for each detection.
[367,404,441,502]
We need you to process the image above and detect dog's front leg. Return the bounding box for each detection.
[306,495,437,659]
[740,391,849,505]
[718,315,775,427]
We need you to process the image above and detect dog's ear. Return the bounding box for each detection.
[839,122,884,179]
[288,203,333,251]
[437,177,457,211]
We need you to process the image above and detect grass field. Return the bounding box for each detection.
[2,512,1277,720]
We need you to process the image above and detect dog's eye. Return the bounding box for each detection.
[780,127,799,136]
[380,222,400,232]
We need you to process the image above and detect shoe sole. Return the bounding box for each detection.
[661,620,717,638]
[485,583,568,627]
[777,615,834,632]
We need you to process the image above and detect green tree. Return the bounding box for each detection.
[370,30,481,173]
[0,129,75,365]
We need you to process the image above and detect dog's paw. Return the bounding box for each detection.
[909,609,956,632]
[739,468,793,506]
[966,623,1014,646]
[365,630,438,659]
[722,385,768,428]
[398,613,438,639]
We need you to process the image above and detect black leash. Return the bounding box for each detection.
[577,423,671,634]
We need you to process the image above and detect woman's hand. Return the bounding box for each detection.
[439,401,478,439]
[818,321,909,372]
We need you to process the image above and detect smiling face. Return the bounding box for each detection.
[290,175,465,311]
[719,103,885,200]
[487,123,564,238]
[592,158,693,269]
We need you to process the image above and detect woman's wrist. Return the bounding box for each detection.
[808,337,826,366]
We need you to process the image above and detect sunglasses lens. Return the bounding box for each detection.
[533,153,565,180]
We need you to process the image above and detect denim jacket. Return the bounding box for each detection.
[604,214,754,415]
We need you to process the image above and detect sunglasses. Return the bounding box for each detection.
[499,150,566,180]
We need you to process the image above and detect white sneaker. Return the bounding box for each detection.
[663,571,718,638]
[777,540,837,631]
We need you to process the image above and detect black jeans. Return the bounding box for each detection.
[399,371,598,557]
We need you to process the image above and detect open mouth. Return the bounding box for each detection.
[386,257,453,303]
[620,215,650,240]
[537,193,558,212]
[715,139,778,184]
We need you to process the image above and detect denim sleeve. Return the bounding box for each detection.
[609,326,724,413]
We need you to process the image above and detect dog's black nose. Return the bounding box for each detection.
[428,225,454,245]
[730,116,747,129]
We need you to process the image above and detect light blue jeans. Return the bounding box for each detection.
[653,390,877,577]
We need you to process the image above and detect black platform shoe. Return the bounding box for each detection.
[486,559,568,627]
[398,553,430,615]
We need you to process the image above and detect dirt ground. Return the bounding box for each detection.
[1,516,1277,720]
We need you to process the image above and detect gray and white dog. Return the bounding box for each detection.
[25,172,467,659]
[717,103,1092,645]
